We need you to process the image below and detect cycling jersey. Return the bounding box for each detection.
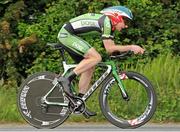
[58,13,114,62]
[65,13,114,39]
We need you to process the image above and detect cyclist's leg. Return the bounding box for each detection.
[58,26,92,61]
[58,27,101,74]
[58,26,101,93]
[73,47,101,74]
[78,66,95,94]
[58,26,99,116]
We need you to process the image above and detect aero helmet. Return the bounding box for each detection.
[100,6,133,26]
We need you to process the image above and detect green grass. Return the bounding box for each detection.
[0,53,179,123]
[69,54,180,123]
[133,54,180,122]
[0,87,23,123]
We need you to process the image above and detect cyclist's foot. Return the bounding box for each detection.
[83,107,97,119]
[58,77,74,97]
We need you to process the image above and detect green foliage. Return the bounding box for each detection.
[69,53,180,122]
[134,53,180,122]
[1,54,179,122]
[0,86,23,122]
[1,0,179,83]
[0,0,179,123]
[3,1,26,21]
[120,1,179,56]
[26,49,63,74]
[0,0,12,4]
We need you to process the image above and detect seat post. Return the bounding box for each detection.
[59,48,66,62]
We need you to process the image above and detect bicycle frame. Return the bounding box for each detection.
[41,43,129,106]
[42,59,128,106]
[18,43,156,129]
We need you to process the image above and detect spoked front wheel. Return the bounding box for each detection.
[17,72,70,128]
[99,71,157,129]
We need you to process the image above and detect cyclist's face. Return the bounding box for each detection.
[115,19,128,31]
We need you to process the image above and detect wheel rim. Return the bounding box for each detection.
[18,73,70,128]
[102,74,154,127]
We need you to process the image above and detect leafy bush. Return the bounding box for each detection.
[17,0,179,77]
[0,0,179,123]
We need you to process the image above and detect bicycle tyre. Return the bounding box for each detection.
[17,71,70,129]
[99,71,157,129]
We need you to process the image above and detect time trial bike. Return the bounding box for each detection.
[17,42,157,129]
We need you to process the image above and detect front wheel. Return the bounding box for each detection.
[99,71,157,129]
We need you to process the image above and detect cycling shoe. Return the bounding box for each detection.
[58,77,74,97]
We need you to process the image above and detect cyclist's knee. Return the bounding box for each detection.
[85,48,102,62]
[96,54,102,63]
[90,51,102,63]
[89,66,95,73]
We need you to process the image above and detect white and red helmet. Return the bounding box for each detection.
[100,6,133,26]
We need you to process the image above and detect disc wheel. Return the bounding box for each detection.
[17,72,70,128]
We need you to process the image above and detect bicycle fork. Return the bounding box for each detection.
[106,61,129,101]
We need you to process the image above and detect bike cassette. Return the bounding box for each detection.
[67,96,86,114]
[41,103,48,113]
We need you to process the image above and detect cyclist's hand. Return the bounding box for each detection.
[130,45,145,54]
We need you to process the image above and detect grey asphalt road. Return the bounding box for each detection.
[0,122,179,132]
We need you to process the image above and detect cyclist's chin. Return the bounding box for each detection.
[117,28,122,31]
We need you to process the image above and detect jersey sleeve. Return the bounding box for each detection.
[101,17,114,40]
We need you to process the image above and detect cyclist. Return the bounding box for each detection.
[58,6,145,118]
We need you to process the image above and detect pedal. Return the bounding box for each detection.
[82,111,90,119]
[82,107,97,119]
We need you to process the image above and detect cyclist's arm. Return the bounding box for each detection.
[102,17,144,54]
[103,39,132,54]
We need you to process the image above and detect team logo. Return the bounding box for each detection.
[81,20,96,27]
[72,42,84,51]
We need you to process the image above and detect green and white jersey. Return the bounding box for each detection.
[64,13,114,39]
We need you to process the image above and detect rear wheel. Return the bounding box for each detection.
[99,71,157,129]
[17,72,70,128]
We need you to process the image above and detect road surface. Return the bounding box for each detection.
[0,122,179,132]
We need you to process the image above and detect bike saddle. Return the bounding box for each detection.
[47,42,63,50]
